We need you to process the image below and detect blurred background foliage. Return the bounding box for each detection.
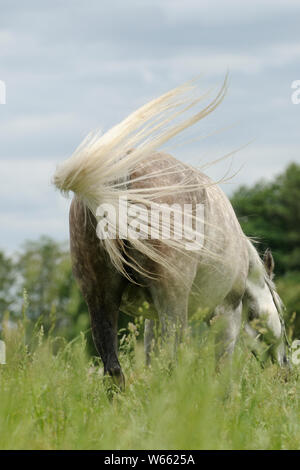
[0,163,299,349]
[231,162,300,274]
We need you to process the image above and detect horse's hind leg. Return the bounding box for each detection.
[149,281,190,358]
[87,293,126,388]
[214,301,242,365]
[147,254,198,359]
[69,198,127,389]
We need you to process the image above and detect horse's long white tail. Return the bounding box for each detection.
[53,78,227,280]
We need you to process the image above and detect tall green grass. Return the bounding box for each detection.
[0,310,299,450]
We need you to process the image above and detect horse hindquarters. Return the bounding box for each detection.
[69,198,127,388]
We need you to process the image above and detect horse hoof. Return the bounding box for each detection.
[109,366,125,391]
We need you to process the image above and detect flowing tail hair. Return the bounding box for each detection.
[53,77,228,281]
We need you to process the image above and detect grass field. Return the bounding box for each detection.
[0,312,300,451]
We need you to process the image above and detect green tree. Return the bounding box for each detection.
[15,236,90,342]
[231,163,300,274]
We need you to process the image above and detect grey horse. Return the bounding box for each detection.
[54,81,289,387]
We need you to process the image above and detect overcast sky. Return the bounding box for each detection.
[0,0,300,252]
